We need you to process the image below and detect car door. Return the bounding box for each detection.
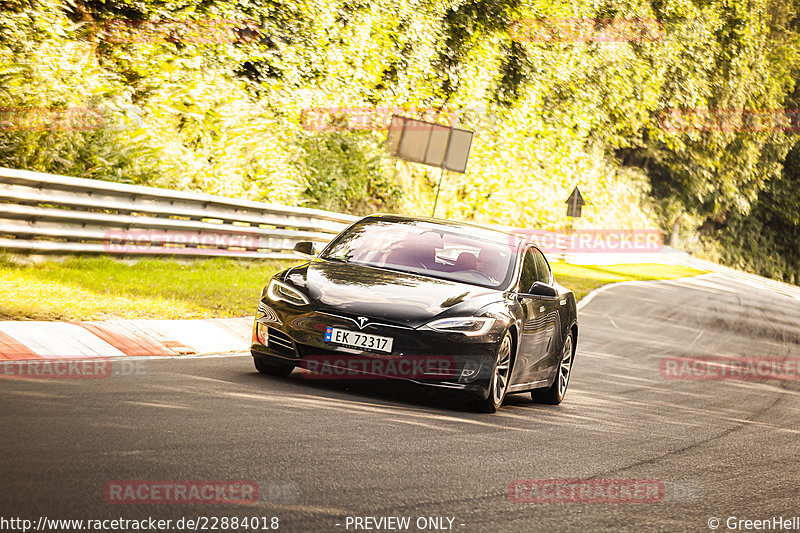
[515,247,555,385]
[531,248,561,380]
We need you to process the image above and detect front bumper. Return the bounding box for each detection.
[250,306,503,398]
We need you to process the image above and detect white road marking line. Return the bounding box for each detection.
[253,503,349,515]
[125,401,192,410]
[384,418,459,432]
[578,350,627,360]
[688,330,704,348]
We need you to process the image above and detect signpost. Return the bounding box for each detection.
[386,115,474,217]
[565,187,585,218]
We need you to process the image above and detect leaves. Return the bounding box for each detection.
[1,0,799,278]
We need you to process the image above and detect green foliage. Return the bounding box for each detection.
[300,131,401,214]
[1,0,799,280]
[711,140,800,284]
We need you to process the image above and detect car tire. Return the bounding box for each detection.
[253,356,295,376]
[474,331,513,413]
[531,332,574,405]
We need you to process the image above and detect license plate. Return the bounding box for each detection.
[324,327,393,354]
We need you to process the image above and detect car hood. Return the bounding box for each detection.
[282,260,503,328]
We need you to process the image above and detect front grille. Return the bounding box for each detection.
[296,343,344,358]
[267,327,296,356]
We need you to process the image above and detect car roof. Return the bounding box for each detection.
[358,214,528,247]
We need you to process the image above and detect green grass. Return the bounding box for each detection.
[0,256,298,321]
[0,256,705,321]
[551,262,707,301]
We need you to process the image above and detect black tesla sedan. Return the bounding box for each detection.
[251,214,578,412]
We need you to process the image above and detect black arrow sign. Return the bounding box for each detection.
[565,187,585,218]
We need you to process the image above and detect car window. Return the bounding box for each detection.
[533,248,551,284]
[518,249,538,293]
[320,219,517,289]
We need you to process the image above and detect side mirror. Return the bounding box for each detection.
[527,281,557,298]
[293,241,316,258]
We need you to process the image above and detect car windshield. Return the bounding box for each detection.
[320,219,518,289]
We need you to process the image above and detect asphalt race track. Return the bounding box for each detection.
[2,273,799,532]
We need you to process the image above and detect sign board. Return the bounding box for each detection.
[386,115,473,173]
[565,187,585,218]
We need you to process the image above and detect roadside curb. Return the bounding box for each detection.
[0,317,253,361]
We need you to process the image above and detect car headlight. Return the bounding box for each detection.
[267,279,310,306]
[422,316,496,336]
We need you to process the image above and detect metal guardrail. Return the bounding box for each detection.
[3,167,798,300]
[0,167,359,259]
